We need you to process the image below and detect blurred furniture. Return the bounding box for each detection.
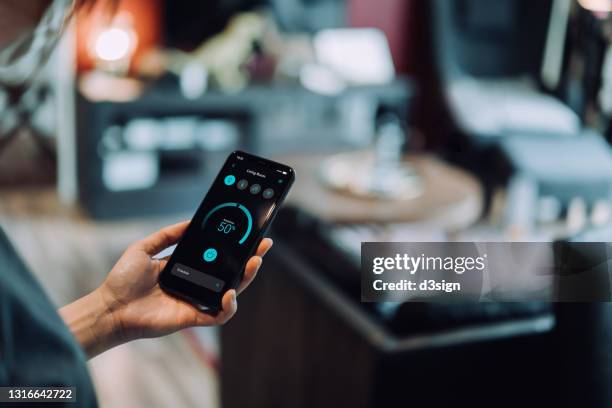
[428,0,579,192]
[554,303,612,408]
[553,224,612,407]
[0,85,54,158]
[430,0,579,143]
[428,0,612,223]
[76,79,412,218]
[221,207,556,408]
[281,152,482,230]
[500,132,612,225]
[0,84,56,187]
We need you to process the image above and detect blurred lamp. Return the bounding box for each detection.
[76,1,160,74]
[577,0,612,12]
[88,13,138,74]
[313,28,395,85]
[94,28,132,62]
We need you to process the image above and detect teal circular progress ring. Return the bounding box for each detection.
[201,202,252,244]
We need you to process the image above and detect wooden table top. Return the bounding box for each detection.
[280,152,483,230]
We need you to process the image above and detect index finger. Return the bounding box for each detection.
[236,238,273,294]
[137,220,190,255]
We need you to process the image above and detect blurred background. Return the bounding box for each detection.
[2,0,612,406]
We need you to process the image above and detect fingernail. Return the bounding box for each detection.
[264,239,273,254]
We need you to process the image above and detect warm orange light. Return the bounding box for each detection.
[76,0,160,74]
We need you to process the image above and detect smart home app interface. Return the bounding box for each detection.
[160,152,293,309]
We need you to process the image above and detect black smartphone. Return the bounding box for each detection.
[159,151,295,313]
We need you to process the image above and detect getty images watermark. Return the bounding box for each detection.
[361,242,612,302]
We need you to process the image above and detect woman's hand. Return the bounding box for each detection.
[60,221,272,358]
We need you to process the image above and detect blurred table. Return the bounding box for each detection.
[221,227,555,408]
[281,152,482,230]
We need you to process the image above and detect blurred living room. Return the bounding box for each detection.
[2,0,612,407]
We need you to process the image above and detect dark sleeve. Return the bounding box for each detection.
[0,227,98,407]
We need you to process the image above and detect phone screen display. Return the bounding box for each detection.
[159,151,294,311]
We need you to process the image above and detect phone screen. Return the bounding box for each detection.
[159,151,294,311]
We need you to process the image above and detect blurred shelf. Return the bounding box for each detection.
[79,77,414,109]
[75,77,415,219]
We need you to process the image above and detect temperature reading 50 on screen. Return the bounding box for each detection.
[217,221,236,234]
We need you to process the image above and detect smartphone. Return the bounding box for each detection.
[159,151,295,313]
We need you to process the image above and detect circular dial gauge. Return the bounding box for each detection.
[201,202,253,245]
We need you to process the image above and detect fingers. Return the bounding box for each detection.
[137,220,190,255]
[236,256,262,294]
[214,289,237,325]
[256,238,273,257]
[236,238,273,294]
[191,289,237,327]
[156,256,171,276]
[170,237,273,328]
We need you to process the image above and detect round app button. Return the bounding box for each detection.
[262,188,275,199]
[203,248,218,262]
[224,175,236,186]
[237,179,249,190]
[249,184,261,194]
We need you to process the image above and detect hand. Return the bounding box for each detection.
[101,220,273,340]
[60,221,272,358]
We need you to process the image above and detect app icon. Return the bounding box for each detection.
[262,188,275,199]
[249,184,261,194]
[203,248,218,262]
[224,175,236,186]
[237,179,249,190]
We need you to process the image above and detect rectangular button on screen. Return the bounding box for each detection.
[171,263,226,293]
